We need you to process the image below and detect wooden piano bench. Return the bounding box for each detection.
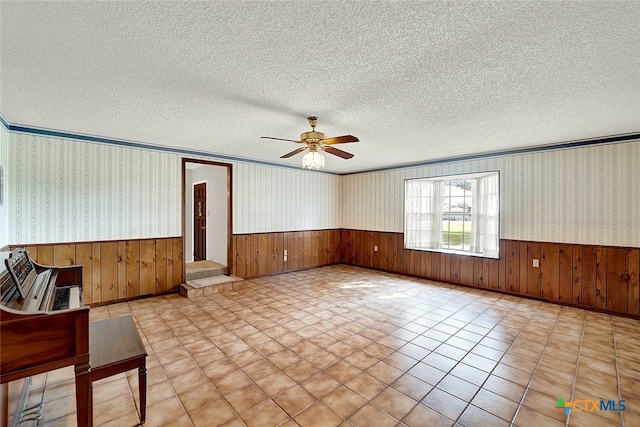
[90,315,147,424]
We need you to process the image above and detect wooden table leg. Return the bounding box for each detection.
[138,361,146,423]
[1,383,8,427]
[75,360,92,427]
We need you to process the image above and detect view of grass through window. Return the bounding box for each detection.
[442,180,472,251]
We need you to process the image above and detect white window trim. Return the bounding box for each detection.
[404,171,500,259]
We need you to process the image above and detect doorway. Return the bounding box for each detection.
[193,182,207,261]
[182,159,232,269]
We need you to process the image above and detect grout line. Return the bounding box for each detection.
[565,310,587,426]
[445,300,551,425]
[508,305,564,426]
[611,316,624,427]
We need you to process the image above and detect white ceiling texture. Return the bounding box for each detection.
[1,1,639,174]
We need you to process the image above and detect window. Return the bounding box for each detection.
[404,171,499,258]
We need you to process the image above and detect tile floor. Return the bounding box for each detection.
[22,265,640,426]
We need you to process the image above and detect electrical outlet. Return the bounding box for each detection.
[374,246,378,252]
[533,259,539,268]
[284,249,287,262]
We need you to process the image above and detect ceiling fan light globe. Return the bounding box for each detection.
[302,151,325,169]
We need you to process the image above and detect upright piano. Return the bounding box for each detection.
[0,248,92,427]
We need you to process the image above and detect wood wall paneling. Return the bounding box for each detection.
[582,247,597,307]
[518,242,528,294]
[629,249,640,316]
[173,237,183,287]
[258,233,268,276]
[596,247,607,309]
[572,245,583,306]
[242,234,251,277]
[116,242,127,299]
[558,244,573,304]
[428,252,438,280]
[526,242,541,297]
[487,256,499,290]
[37,246,54,267]
[9,233,638,318]
[154,240,167,295]
[276,233,285,272]
[336,231,640,318]
[139,240,156,296]
[53,244,75,266]
[606,247,629,314]
[505,241,519,293]
[460,256,474,286]
[229,230,342,279]
[443,253,451,283]
[11,237,185,304]
[91,243,101,303]
[75,243,93,305]
[540,243,559,301]
[126,240,140,298]
[101,242,118,302]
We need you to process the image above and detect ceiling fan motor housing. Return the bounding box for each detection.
[300,131,325,143]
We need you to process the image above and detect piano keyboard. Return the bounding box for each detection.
[52,286,80,310]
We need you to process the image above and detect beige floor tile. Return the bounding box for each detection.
[240,399,290,427]
[349,403,398,427]
[371,386,419,420]
[325,360,362,384]
[273,384,318,416]
[513,405,566,427]
[301,372,342,399]
[226,383,269,414]
[407,362,447,386]
[294,401,344,427]
[19,265,640,427]
[458,405,510,427]
[144,396,188,426]
[482,374,526,403]
[365,360,404,385]
[178,381,221,412]
[470,388,518,421]
[284,359,321,383]
[402,403,454,427]
[345,372,386,400]
[436,374,480,402]
[323,385,368,418]
[420,387,468,421]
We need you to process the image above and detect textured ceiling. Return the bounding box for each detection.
[1,1,639,173]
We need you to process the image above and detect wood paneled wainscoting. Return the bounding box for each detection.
[340,229,640,318]
[8,237,183,305]
[230,229,341,278]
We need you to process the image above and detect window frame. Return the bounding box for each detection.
[403,171,500,259]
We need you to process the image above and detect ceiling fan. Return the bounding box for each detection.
[261,116,359,169]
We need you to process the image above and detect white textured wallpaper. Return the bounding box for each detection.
[0,126,9,247]
[341,139,640,247]
[5,126,639,247]
[7,132,182,243]
[233,162,341,234]
[4,130,341,244]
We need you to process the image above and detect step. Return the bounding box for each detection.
[179,275,245,298]
[185,260,228,281]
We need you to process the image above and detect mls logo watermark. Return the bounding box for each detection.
[555,397,626,415]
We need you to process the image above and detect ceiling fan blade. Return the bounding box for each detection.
[261,136,303,143]
[280,147,308,158]
[324,146,354,159]
[322,135,359,145]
